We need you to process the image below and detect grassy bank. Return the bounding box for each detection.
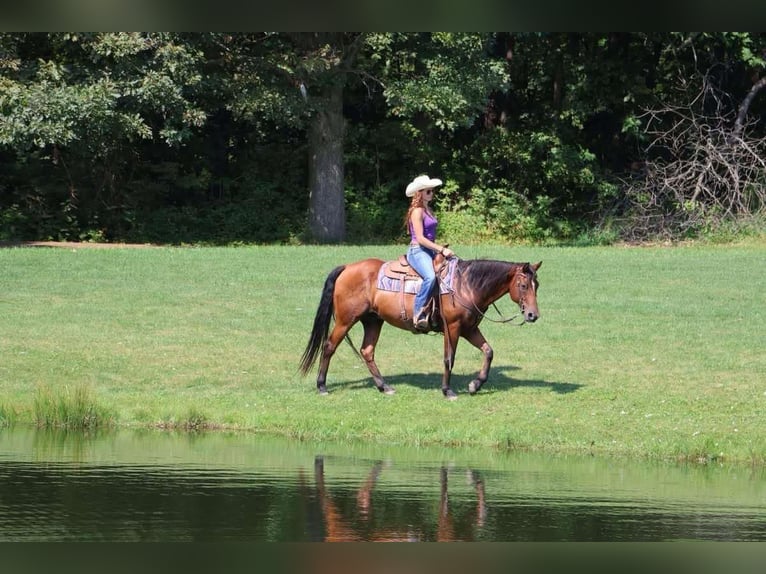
[1,241,764,465]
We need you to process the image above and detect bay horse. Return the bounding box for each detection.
[299,255,541,399]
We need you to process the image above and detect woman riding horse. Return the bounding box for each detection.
[403,174,455,331]
[299,254,541,400]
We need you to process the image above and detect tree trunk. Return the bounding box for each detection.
[308,83,346,243]
[732,75,766,140]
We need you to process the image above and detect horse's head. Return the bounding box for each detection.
[509,262,541,323]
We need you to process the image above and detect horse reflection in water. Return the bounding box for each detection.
[309,456,486,542]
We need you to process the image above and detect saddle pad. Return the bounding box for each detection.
[377,257,457,295]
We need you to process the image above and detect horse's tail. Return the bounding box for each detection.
[299,265,346,376]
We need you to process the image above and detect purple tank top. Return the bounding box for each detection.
[409,210,438,243]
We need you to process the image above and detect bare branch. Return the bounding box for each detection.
[616,72,766,240]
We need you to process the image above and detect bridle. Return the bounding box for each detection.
[443,261,535,326]
[515,270,538,322]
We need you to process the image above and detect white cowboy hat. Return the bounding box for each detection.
[405,174,443,197]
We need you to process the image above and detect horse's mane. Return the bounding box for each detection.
[457,259,518,295]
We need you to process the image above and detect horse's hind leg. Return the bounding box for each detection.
[316,320,354,395]
[361,316,395,395]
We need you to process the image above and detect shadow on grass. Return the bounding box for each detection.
[328,364,582,396]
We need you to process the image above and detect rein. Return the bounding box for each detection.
[443,260,527,327]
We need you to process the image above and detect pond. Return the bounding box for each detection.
[1,427,764,541]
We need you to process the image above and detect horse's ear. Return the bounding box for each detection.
[531,261,542,272]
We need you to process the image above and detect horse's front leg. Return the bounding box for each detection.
[463,328,493,395]
[441,323,460,400]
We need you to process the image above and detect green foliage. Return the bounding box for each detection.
[219,33,309,132]
[380,33,509,132]
[441,126,612,243]
[345,183,403,243]
[696,214,766,244]
[33,384,114,430]
[2,32,766,244]
[0,403,17,427]
[183,408,210,431]
[0,204,26,240]
[156,408,212,431]
[435,209,495,245]
[0,33,206,150]
[128,192,307,245]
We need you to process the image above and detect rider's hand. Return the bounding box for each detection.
[442,247,454,258]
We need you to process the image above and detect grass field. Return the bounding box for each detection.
[1,240,764,465]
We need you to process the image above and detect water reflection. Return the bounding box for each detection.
[1,427,765,541]
[312,456,486,541]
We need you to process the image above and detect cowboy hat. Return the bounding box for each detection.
[405,174,443,197]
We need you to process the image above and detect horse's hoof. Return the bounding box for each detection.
[377,383,395,395]
[318,387,329,396]
[468,381,478,395]
[443,389,458,400]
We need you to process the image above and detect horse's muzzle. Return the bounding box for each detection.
[525,310,539,323]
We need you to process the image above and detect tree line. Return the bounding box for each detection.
[1,32,764,244]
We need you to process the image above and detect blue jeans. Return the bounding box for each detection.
[407,245,437,318]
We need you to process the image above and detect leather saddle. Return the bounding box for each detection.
[380,253,452,327]
[383,255,424,280]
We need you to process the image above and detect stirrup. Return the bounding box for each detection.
[413,309,430,332]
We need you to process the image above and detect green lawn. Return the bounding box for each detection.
[1,241,764,465]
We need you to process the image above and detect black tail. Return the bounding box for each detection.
[299,265,346,375]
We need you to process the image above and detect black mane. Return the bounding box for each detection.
[457,259,517,295]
